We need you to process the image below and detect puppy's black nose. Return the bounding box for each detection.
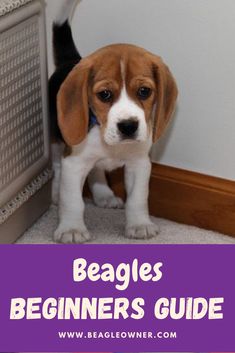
[117,119,139,138]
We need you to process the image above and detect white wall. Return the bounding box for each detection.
[45,0,235,180]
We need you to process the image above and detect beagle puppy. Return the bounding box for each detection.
[49,0,178,243]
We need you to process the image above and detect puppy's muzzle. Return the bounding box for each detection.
[117,118,139,139]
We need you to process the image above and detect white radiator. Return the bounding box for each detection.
[0,0,52,243]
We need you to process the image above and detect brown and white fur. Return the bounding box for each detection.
[50,0,178,243]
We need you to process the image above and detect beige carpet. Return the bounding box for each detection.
[16,200,235,244]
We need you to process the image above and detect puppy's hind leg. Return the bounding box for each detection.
[88,167,124,209]
[51,142,64,205]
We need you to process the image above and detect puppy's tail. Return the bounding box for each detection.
[53,0,82,68]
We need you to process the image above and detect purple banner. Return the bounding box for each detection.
[0,244,234,352]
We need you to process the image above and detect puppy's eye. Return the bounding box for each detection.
[137,87,152,100]
[97,90,113,102]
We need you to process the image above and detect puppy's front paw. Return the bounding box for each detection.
[94,195,124,209]
[125,223,159,239]
[54,226,91,244]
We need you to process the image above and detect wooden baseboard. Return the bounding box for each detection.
[108,163,235,237]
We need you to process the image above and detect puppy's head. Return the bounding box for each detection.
[57,44,178,146]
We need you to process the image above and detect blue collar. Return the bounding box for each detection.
[89,110,99,130]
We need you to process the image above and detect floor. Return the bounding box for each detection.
[16,200,235,244]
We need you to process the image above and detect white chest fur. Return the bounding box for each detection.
[95,158,125,172]
[72,126,152,171]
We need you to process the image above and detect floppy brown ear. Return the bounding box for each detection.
[57,60,91,146]
[151,56,178,142]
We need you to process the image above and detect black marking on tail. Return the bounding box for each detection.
[53,20,81,68]
[49,20,82,142]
